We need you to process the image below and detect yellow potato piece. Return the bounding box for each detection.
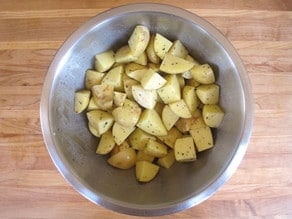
[196,84,220,104]
[140,68,166,90]
[157,150,176,168]
[128,25,150,57]
[143,139,168,158]
[135,161,160,182]
[132,85,157,109]
[162,105,180,130]
[108,148,136,169]
[87,110,114,135]
[146,35,160,64]
[113,92,127,107]
[134,51,148,66]
[189,126,214,152]
[112,122,136,145]
[160,54,194,74]
[112,105,141,127]
[85,70,105,90]
[174,136,196,162]
[94,50,115,72]
[154,33,173,59]
[136,150,155,162]
[168,40,188,58]
[183,85,199,114]
[96,131,115,155]
[115,45,138,63]
[157,75,181,104]
[190,64,215,84]
[157,127,182,149]
[129,128,156,151]
[202,104,225,128]
[125,62,147,81]
[101,65,124,92]
[137,109,167,136]
[74,90,91,113]
[91,84,114,111]
[169,99,192,119]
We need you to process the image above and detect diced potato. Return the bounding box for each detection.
[112,122,136,145]
[137,109,167,136]
[202,104,225,128]
[190,64,215,84]
[91,84,114,110]
[177,74,186,88]
[85,70,105,90]
[146,35,160,64]
[196,84,219,104]
[123,98,140,108]
[174,136,196,162]
[168,40,188,58]
[87,110,114,135]
[157,150,175,168]
[87,97,99,111]
[94,50,115,72]
[135,161,160,182]
[157,75,181,104]
[74,90,91,113]
[101,65,124,92]
[108,148,136,169]
[190,126,214,152]
[157,127,182,148]
[136,150,155,162]
[113,92,127,107]
[112,105,141,127]
[128,25,150,57]
[183,85,199,114]
[125,63,147,81]
[134,51,148,66]
[140,68,167,90]
[96,131,116,155]
[160,54,194,74]
[154,33,173,59]
[132,85,157,109]
[169,99,192,118]
[129,128,156,150]
[88,122,101,137]
[162,105,180,130]
[123,77,139,100]
[144,139,168,158]
[115,45,138,63]
[182,70,193,79]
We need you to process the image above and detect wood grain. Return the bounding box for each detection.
[0,0,291,218]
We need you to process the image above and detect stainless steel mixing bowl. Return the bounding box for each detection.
[40,3,253,216]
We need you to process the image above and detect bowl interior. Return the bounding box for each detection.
[44,6,248,216]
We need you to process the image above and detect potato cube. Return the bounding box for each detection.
[134,51,148,66]
[96,131,116,155]
[108,148,136,169]
[74,90,91,113]
[125,62,147,81]
[174,137,196,162]
[160,54,194,74]
[137,109,167,136]
[146,35,160,64]
[190,64,215,84]
[189,126,214,152]
[140,68,166,90]
[135,161,160,182]
[157,150,176,168]
[128,25,150,57]
[202,104,225,128]
[154,33,173,59]
[94,50,115,72]
[88,122,101,138]
[162,105,180,130]
[85,70,105,90]
[168,40,188,58]
[132,85,157,109]
[115,45,138,63]
[196,84,219,104]
[157,75,181,104]
[87,110,114,135]
[101,65,124,92]
[183,85,199,114]
[91,84,114,111]
[112,122,136,145]
[169,99,192,118]
[129,128,156,150]
[112,105,141,127]
[113,92,127,107]
[123,78,139,100]
[144,139,168,158]
[87,97,99,111]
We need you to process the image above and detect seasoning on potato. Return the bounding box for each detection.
[74,25,225,183]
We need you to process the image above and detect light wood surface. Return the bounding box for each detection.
[0,0,291,218]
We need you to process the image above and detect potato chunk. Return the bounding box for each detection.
[112,122,136,145]
[135,161,160,182]
[94,50,115,72]
[132,85,157,109]
[190,126,214,152]
[162,105,179,130]
[115,45,138,63]
[160,54,194,74]
[137,109,167,136]
[157,75,181,104]
[91,84,114,110]
[154,33,173,59]
[129,128,156,151]
[140,68,166,90]
[112,105,141,127]
[196,84,219,104]
[202,104,225,128]
[87,110,114,135]
[157,127,182,149]
[190,64,215,84]
[101,65,124,92]
[157,150,175,168]
[128,25,150,57]
[108,148,136,169]
[143,139,168,158]
[146,35,160,64]
[168,40,188,58]
[96,131,115,155]
[85,70,105,90]
[74,90,91,113]
[169,99,192,119]
[174,136,196,162]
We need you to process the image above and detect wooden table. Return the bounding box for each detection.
[0,0,291,218]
